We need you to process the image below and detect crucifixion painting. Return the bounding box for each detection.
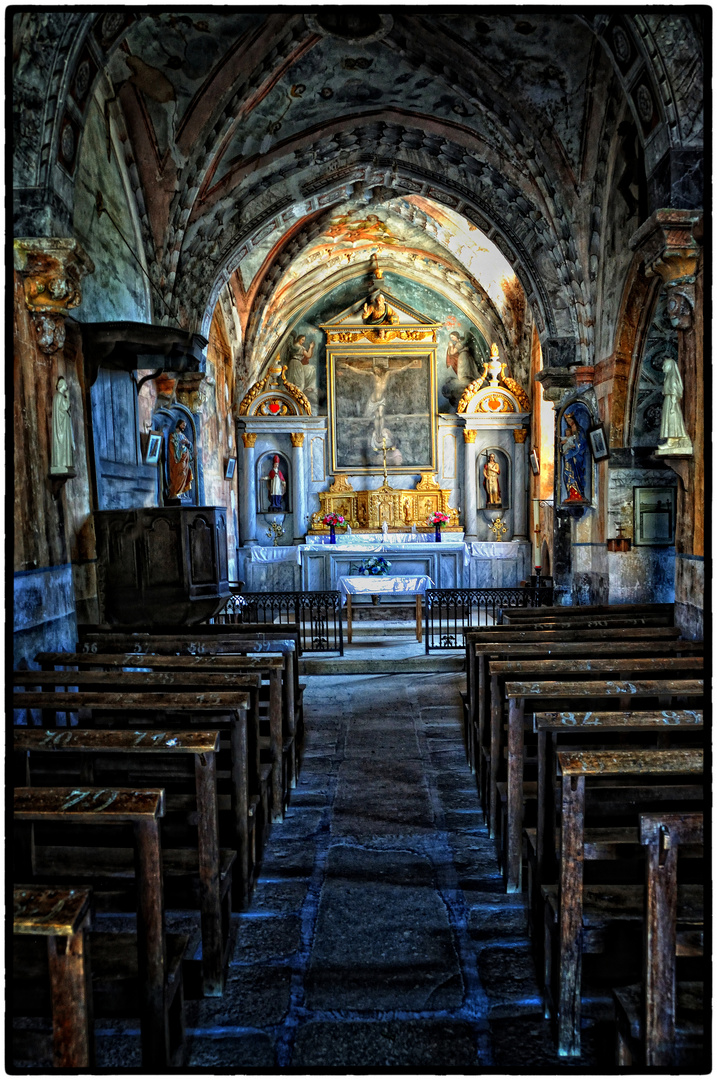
[332,353,434,471]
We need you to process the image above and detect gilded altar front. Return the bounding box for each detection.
[308,473,461,533]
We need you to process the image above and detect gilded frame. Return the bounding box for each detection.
[327,345,437,473]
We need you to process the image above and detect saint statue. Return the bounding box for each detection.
[362,290,398,325]
[560,411,588,502]
[657,357,693,454]
[51,376,75,475]
[168,419,193,498]
[285,332,317,394]
[267,455,286,510]
[483,453,501,505]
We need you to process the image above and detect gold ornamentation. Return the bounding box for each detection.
[513,427,529,443]
[488,517,508,541]
[241,432,257,448]
[463,429,477,443]
[501,374,531,412]
[309,473,459,534]
[238,363,311,416]
[238,372,270,415]
[266,521,285,546]
[290,432,305,447]
[456,374,488,413]
[478,392,513,413]
[13,238,95,355]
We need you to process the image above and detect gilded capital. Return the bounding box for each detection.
[463,429,477,443]
[513,427,529,443]
[14,238,95,355]
[290,432,305,448]
[241,432,257,448]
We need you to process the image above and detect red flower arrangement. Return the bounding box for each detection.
[322,512,345,527]
[426,511,450,526]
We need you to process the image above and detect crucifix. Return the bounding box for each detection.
[380,434,395,484]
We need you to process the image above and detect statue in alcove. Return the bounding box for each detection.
[51,376,75,475]
[559,411,588,502]
[657,357,693,454]
[483,453,502,505]
[168,419,194,499]
[267,455,286,510]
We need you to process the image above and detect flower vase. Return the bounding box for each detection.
[329,524,336,545]
[435,524,442,543]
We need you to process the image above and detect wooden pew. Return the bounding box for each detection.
[527,709,704,962]
[12,886,94,1068]
[502,679,703,892]
[486,657,703,843]
[14,787,187,1068]
[74,632,299,805]
[14,728,231,997]
[614,811,704,1067]
[544,749,704,1058]
[466,637,702,792]
[501,602,674,623]
[12,690,255,908]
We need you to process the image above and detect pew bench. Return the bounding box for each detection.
[12,886,94,1068]
[12,690,257,909]
[542,749,704,1058]
[613,812,705,1068]
[501,679,703,892]
[14,728,232,998]
[14,787,187,1068]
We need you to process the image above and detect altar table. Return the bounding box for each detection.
[337,574,435,644]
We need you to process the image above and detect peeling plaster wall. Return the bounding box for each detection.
[201,311,240,580]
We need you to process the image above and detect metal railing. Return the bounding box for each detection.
[425,586,554,652]
[213,590,344,655]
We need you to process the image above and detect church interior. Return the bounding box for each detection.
[11,9,706,1072]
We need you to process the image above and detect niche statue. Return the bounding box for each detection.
[168,419,194,498]
[656,357,693,455]
[51,376,75,475]
[483,453,501,505]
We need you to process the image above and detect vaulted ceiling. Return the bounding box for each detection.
[13,10,704,389]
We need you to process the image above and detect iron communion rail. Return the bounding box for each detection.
[424,586,554,652]
[213,590,344,655]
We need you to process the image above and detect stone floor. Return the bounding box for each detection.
[85,663,609,1070]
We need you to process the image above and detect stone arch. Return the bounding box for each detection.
[606,260,658,447]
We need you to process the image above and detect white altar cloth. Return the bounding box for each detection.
[337,574,435,605]
[307,532,464,547]
[249,546,301,564]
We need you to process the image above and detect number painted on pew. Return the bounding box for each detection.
[605,681,637,694]
[81,643,98,654]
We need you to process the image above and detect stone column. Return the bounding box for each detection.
[463,428,478,540]
[291,432,306,543]
[630,210,703,637]
[240,432,258,545]
[512,427,528,539]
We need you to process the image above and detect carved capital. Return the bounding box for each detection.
[629,209,702,288]
[463,429,477,444]
[241,432,257,449]
[290,432,305,448]
[513,427,529,444]
[14,238,94,355]
[535,369,576,404]
[175,372,205,413]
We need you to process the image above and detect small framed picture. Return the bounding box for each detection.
[588,423,609,461]
[224,458,236,480]
[633,486,676,546]
[145,432,162,465]
[529,448,540,475]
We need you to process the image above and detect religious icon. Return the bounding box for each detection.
[267,454,286,510]
[559,406,590,503]
[168,419,193,498]
[656,357,693,454]
[440,328,481,408]
[284,331,317,396]
[362,289,398,325]
[483,452,502,505]
[50,375,75,475]
[339,356,422,459]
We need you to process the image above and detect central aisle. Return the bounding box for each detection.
[182,670,580,1070]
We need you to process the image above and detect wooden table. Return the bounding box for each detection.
[338,575,435,643]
